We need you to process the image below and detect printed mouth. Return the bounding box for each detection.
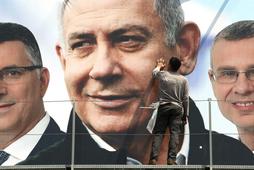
[86,94,139,109]
[233,101,254,107]
[231,100,254,112]
[88,94,138,100]
[0,102,15,112]
[0,101,16,106]
[232,101,254,107]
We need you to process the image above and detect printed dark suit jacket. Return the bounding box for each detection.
[188,98,254,165]
[21,99,254,165]
[26,117,65,159]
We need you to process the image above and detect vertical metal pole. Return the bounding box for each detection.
[71,103,76,170]
[208,98,213,170]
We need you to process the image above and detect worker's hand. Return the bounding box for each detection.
[156,58,166,70]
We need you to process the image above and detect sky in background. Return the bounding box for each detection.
[0,0,253,137]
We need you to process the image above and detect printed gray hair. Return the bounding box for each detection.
[210,20,254,67]
[58,0,184,48]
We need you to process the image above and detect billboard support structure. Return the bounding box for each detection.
[208,98,213,170]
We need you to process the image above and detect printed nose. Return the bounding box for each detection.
[89,45,122,81]
[233,74,254,95]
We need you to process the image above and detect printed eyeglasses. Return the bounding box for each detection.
[0,65,42,84]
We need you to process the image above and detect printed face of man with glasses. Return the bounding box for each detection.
[0,40,48,148]
[209,36,254,136]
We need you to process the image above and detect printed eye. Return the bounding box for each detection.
[219,70,237,78]
[2,68,24,79]
[71,40,95,50]
[114,35,146,52]
[247,69,254,80]
[70,39,96,58]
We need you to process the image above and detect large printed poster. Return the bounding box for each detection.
[0,0,253,167]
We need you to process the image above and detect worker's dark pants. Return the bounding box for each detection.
[150,103,183,161]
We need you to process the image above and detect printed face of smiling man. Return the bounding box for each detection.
[56,0,200,148]
[56,0,177,136]
[210,37,254,132]
[0,41,48,148]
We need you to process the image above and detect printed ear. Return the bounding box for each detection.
[40,68,50,97]
[208,69,214,82]
[177,22,200,75]
[56,43,66,70]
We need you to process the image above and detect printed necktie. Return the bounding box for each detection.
[176,154,186,165]
[0,151,10,165]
